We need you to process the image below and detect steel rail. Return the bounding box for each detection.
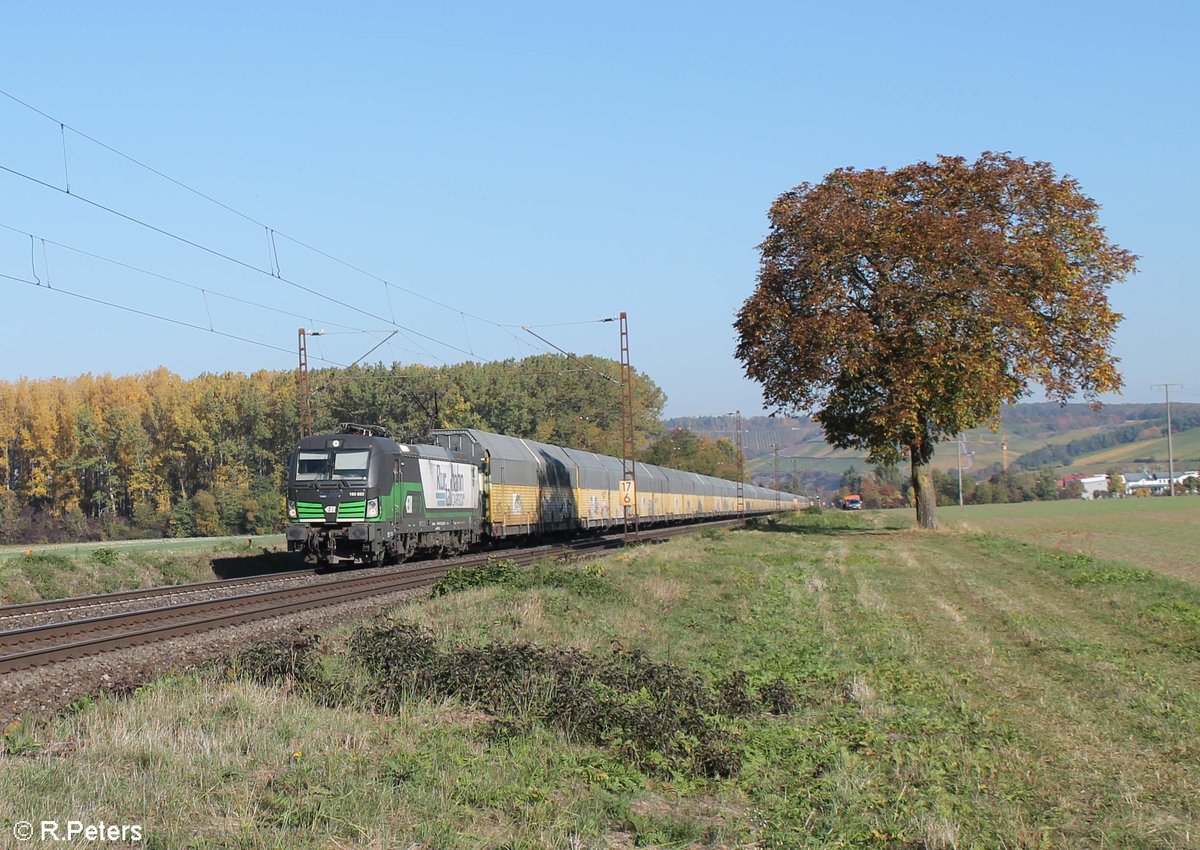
[0,568,316,619]
[0,565,447,674]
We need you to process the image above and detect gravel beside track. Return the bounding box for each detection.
[0,583,429,724]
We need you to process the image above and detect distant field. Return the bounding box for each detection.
[752,423,1126,477]
[937,497,1200,583]
[750,455,870,478]
[1062,426,1200,472]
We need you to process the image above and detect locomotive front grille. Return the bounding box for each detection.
[295,501,325,520]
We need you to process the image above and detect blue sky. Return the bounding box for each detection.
[1,0,1196,416]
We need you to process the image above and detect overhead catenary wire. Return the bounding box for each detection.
[504,318,622,329]
[0,87,624,373]
[0,270,343,364]
[0,87,266,227]
[0,220,375,337]
[521,325,619,385]
[0,160,476,363]
[0,87,548,343]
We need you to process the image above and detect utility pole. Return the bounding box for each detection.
[772,443,780,511]
[618,312,639,536]
[297,328,313,439]
[1152,384,1183,496]
[736,412,745,515]
[956,434,964,507]
[727,411,745,515]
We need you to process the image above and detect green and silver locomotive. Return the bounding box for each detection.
[285,424,483,565]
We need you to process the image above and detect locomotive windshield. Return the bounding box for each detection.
[295,448,371,481]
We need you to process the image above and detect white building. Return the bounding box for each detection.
[1076,474,1111,500]
[1123,470,1199,495]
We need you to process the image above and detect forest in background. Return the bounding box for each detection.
[0,355,670,543]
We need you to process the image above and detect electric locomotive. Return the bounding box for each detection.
[285,424,482,565]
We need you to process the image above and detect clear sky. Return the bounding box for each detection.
[2,0,1196,416]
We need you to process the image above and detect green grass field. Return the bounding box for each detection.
[4,511,1199,848]
[937,496,1200,583]
[0,535,289,604]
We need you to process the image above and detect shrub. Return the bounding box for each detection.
[227,637,323,687]
[758,677,800,714]
[19,553,76,599]
[430,559,522,597]
[430,558,616,600]
[90,547,120,567]
[348,623,799,779]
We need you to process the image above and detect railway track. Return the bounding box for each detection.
[0,537,600,628]
[0,569,318,623]
[0,519,746,676]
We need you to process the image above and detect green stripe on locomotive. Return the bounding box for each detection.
[294,501,325,520]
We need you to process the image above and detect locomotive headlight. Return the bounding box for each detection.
[287,500,297,519]
[366,497,380,518]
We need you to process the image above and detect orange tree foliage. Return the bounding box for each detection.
[0,368,299,541]
[735,153,1137,529]
[0,354,666,542]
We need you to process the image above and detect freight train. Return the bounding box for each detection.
[285,424,797,566]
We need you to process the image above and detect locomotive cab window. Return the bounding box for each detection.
[331,450,369,480]
[295,449,370,481]
[295,451,329,481]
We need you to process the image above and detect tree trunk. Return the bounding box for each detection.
[909,440,938,530]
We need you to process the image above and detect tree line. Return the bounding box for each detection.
[0,355,666,543]
[1011,409,1200,471]
[835,464,1088,509]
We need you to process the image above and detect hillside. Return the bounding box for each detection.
[1060,426,1200,474]
[666,403,1200,488]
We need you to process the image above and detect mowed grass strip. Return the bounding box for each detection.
[938,496,1200,583]
[3,512,1199,848]
[0,537,294,605]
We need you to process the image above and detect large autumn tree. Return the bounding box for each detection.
[735,152,1137,528]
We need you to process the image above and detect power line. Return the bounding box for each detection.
[504,318,624,329]
[0,87,270,228]
[0,220,373,337]
[0,87,535,341]
[0,271,343,364]
[522,324,620,384]
[0,88,632,374]
[0,160,479,363]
